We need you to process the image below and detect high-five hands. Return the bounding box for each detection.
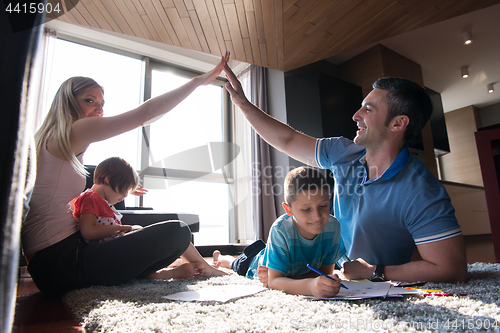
[195,51,230,86]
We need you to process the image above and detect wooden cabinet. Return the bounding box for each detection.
[441,181,490,235]
[475,128,500,262]
[439,106,483,187]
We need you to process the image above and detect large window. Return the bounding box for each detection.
[43,38,233,245]
[140,62,233,245]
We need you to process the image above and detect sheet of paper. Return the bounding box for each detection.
[163,285,267,303]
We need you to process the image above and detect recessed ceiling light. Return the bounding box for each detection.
[463,31,473,45]
[461,66,469,78]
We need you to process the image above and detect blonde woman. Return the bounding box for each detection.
[21,52,229,297]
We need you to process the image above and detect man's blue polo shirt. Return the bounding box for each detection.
[315,137,462,266]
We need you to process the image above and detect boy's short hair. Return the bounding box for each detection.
[94,157,139,195]
[284,167,330,205]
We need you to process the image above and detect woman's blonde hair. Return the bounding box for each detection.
[35,77,103,177]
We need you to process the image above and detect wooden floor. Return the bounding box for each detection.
[13,267,82,333]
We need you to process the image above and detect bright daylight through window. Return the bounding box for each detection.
[43,38,233,245]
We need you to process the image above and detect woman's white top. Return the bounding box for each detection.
[21,143,85,256]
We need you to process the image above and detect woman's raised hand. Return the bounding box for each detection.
[194,51,230,86]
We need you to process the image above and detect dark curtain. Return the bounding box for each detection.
[248,66,279,241]
[0,3,44,332]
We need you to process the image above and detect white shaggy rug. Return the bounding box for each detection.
[63,263,500,332]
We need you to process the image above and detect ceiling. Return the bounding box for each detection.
[327,3,500,113]
[48,0,500,112]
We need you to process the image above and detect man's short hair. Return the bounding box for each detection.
[284,167,330,205]
[94,157,139,195]
[373,77,433,143]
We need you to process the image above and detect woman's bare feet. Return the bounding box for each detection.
[203,264,229,277]
[168,258,185,268]
[147,261,228,280]
[147,262,202,280]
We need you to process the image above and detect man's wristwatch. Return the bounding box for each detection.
[370,265,386,282]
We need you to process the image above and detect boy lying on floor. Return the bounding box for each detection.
[214,166,346,298]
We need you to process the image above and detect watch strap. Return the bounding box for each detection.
[370,265,386,282]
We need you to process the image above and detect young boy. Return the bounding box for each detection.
[214,166,346,298]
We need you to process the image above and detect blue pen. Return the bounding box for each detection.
[306,264,348,289]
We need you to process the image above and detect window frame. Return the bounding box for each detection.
[140,58,234,185]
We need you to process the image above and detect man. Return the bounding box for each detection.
[223,62,468,283]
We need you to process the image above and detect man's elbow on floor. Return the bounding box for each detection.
[455,266,469,284]
[442,266,469,284]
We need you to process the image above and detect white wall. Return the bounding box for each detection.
[267,68,288,215]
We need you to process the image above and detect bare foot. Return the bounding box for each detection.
[203,264,229,277]
[211,252,235,270]
[168,258,185,268]
[148,263,201,280]
[190,260,228,277]
[211,250,221,268]
[257,265,269,287]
